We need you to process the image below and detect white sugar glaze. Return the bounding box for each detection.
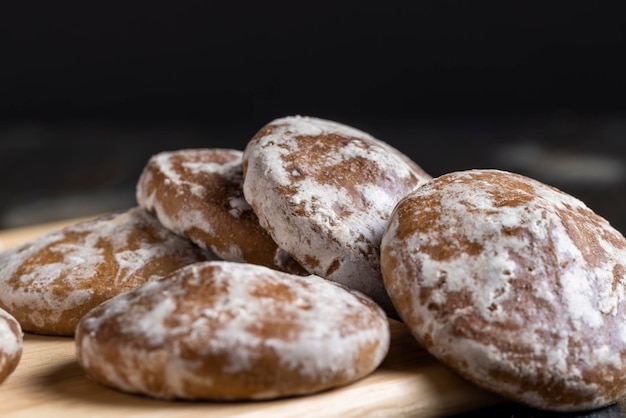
[382,169,626,411]
[0,207,212,333]
[243,116,430,316]
[76,261,390,400]
[0,308,21,359]
[153,150,243,199]
[136,148,304,275]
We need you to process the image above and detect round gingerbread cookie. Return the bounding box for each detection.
[242,116,430,316]
[0,308,22,383]
[0,207,214,336]
[75,260,390,400]
[136,148,306,275]
[381,169,626,411]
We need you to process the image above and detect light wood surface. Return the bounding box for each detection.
[0,216,99,250]
[0,218,503,418]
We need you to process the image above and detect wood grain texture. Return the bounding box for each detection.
[0,218,503,418]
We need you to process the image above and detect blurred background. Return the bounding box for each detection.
[1,1,625,232]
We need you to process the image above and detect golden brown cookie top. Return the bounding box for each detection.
[0,207,214,335]
[136,148,306,275]
[381,169,626,411]
[76,261,390,400]
[242,116,431,316]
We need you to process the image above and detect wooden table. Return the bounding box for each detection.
[0,217,507,417]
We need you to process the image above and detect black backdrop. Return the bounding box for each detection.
[1,1,625,231]
[1,1,625,125]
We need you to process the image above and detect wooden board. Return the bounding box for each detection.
[0,217,503,418]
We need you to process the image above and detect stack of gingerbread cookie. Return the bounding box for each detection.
[1,115,626,413]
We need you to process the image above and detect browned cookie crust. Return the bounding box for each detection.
[76,261,390,400]
[381,169,626,411]
[242,116,430,316]
[0,308,22,383]
[0,207,214,335]
[136,148,306,275]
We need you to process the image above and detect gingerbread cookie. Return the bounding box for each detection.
[75,261,390,400]
[381,169,626,411]
[242,116,430,316]
[0,207,214,335]
[0,308,22,383]
[136,148,306,275]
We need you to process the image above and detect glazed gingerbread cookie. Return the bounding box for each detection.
[136,148,306,275]
[242,116,430,316]
[0,207,214,335]
[75,261,390,400]
[381,169,626,411]
[0,308,22,383]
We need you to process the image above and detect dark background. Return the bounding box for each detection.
[1,1,625,233]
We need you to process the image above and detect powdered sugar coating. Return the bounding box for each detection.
[75,260,390,400]
[0,207,214,335]
[242,116,430,316]
[0,308,22,383]
[136,149,306,275]
[381,169,626,411]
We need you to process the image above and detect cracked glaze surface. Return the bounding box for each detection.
[75,261,390,400]
[136,148,305,275]
[381,169,626,411]
[0,308,22,383]
[0,207,213,335]
[242,116,430,316]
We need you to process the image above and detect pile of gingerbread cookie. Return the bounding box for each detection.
[1,116,626,412]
